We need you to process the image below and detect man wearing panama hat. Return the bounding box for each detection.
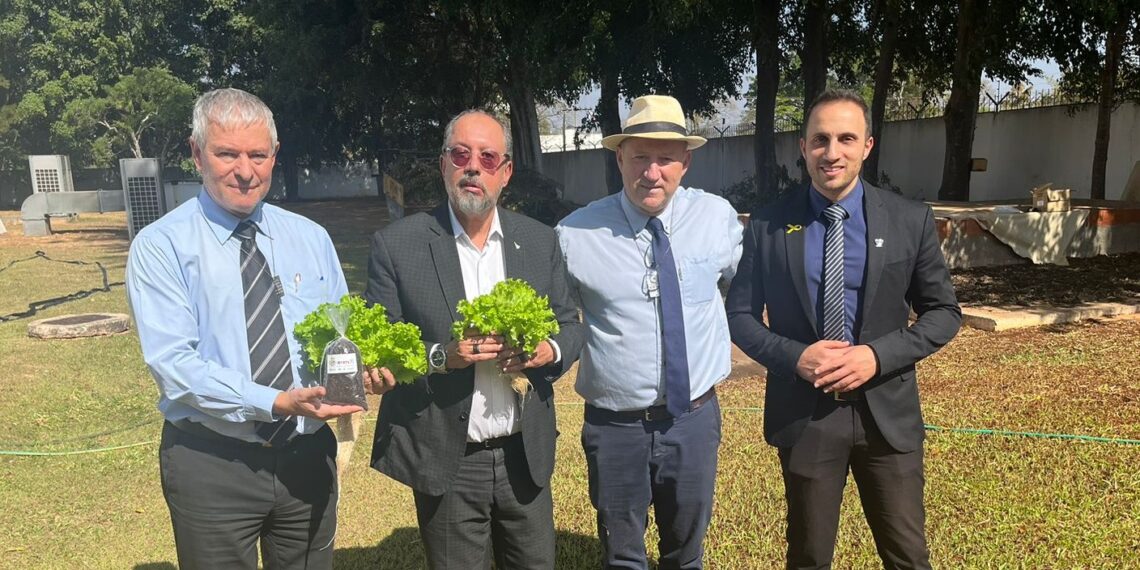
[556,94,743,568]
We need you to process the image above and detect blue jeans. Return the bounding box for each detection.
[582,396,722,569]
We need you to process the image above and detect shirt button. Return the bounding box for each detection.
[459,412,469,422]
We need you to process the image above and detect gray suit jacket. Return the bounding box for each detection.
[365,204,584,495]
[726,183,961,452]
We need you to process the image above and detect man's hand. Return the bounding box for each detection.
[498,340,555,374]
[364,366,397,395]
[445,333,506,370]
[795,340,851,383]
[812,345,879,394]
[273,386,363,420]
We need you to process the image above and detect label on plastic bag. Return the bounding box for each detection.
[326,353,359,375]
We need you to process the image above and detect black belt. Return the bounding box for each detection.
[465,432,522,455]
[169,420,309,449]
[587,388,717,423]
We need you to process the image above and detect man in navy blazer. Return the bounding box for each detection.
[726,89,960,569]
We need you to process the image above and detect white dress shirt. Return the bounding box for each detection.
[448,206,521,442]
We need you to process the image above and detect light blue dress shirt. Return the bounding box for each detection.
[556,187,744,411]
[127,190,348,441]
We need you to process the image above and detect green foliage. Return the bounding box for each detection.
[500,167,575,226]
[386,155,445,207]
[451,278,559,353]
[293,294,427,384]
[721,164,800,214]
[61,66,195,165]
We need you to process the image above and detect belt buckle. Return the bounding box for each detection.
[834,390,858,401]
[644,408,654,422]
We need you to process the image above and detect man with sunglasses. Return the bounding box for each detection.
[555,95,743,568]
[364,110,584,568]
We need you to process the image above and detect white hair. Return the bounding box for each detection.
[191,88,278,149]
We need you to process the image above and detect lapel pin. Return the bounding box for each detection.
[785,224,803,235]
[514,242,520,250]
[874,238,884,248]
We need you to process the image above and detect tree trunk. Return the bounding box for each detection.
[865,0,900,186]
[505,64,543,173]
[938,0,984,202]
[599,67,623,195]
[754,0,782,204]
[1091,12,1127,201]
[800,0,829,124]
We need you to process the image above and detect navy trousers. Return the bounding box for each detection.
[582,396,721,569]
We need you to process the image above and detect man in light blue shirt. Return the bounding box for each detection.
[556,95,743,568]
[127,88,371,569]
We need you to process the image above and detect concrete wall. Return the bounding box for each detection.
[546,102,1140,206]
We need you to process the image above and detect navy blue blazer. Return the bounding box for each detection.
[726,182,961,452]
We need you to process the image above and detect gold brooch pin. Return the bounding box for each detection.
[785,224,803,234]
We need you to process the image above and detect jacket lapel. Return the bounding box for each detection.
[498,208,525,279]
[428,205,466,323]
[861,183,887,337]
[783,189,818,337]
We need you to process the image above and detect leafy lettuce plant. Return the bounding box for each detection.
[451,278,559,353]
[450,279,559,400]
[294,294,427,384]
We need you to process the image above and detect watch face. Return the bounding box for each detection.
[430,346,447,368]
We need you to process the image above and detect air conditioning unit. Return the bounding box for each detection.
[120,158,167,239]
[28,155,76,193]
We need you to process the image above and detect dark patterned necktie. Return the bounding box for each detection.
[236,220,296,445]
[646,217,691,418]
[821,203,848,341]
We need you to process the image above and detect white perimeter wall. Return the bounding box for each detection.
[545,102,1140,205]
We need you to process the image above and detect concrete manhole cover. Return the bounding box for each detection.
[27,313,131,339]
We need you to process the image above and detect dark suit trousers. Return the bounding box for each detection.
[582,397,722,569]
[413,436,554,569]
[159,421,338,570]
[778,397,930,570]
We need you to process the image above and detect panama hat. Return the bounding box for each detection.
[600,95,707,151]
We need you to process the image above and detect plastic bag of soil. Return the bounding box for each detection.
[319,305,368,409]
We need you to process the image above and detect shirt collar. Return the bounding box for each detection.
[447,204,503,245]
[620,188,680,236]
[809,179,864,221]
[198,189,269,244]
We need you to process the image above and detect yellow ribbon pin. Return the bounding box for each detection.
[785,224,803,234]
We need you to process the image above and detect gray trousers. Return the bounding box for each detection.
[159,421,338,570]
[413,436,555,569]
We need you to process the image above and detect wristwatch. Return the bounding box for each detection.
[428,343,449,374]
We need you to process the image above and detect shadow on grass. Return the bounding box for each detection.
[334,526,603,569]
[132,563,176,570]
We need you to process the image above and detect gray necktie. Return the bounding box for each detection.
[236,221,296,445]
[821,203,848,341]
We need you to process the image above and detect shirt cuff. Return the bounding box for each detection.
[547,339,562,364]
[245,382,283,422]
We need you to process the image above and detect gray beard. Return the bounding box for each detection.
[449,181,496,216]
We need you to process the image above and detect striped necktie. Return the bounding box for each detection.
[821,203,848,342]
[646,216,691,418]
[235,220,296,445]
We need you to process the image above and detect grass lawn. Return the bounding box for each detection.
[1,203,1138,569]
